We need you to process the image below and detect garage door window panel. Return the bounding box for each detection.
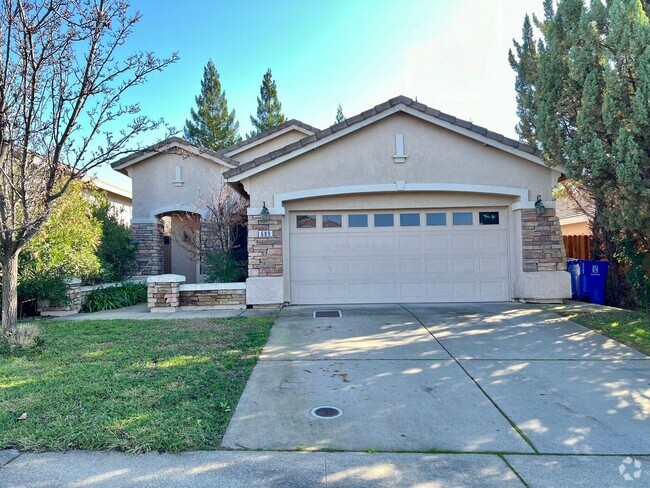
[426,213,447,226]
[452,212,473,226]
[323,214,343,228]
[349,214,368,227]
[479,211,500,225]
[374,213,394,227]
[297,214,317,228]
[400,213,420,226]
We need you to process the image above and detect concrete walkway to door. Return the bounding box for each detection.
[222,302,650,484]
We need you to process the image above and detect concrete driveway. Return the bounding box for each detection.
[223,303,649,456]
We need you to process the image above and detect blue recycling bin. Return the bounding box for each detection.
[566,259,583,300]
[566,260,609,305]
[581,260,609,305]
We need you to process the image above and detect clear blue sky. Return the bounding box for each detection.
[97,0,544,187]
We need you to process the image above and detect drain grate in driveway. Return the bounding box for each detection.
[313,310,342,318]
[311,406,343,419]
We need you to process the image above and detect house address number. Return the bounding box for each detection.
[259,230,274,237]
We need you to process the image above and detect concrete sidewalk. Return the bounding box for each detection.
[50,303,279,321]
[2,449,649,487]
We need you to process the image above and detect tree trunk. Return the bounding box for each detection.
[2,251,19,338]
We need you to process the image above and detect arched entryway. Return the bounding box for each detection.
[157,210,202,283]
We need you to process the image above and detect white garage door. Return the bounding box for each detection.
[289,208,510,304]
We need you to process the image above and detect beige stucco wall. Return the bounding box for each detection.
[227,129,310,164]
[243,113,558,208]
[106,193,132,225]
[169,214,198,283]
[127,151,227,219]
[561,221,590,236]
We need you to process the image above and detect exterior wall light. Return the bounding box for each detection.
[260,202,270,222]
[535,195,546,216]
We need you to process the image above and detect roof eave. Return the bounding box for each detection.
[111,139,236,172]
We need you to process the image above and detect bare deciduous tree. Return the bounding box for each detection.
[0,0,178,337]
[172,176,247,271]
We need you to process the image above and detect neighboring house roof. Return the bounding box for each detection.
[556,192,592,223]
[110,121,319,175]
[88,177,132,200]
[111,136,237,174]
[216,119,319,159]
[223,95,549,182]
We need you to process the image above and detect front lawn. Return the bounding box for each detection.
[0,317,273,453]
[562,309,650,356]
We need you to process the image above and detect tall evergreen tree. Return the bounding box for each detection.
[509,0,650,307]
[248,69,286,137]
[185,60,241,150]
[335,104,345,124]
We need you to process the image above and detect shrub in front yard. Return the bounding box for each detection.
[83,282,147,312]
[12,272,70,317]
[93,197,137,282]
[204,251,246,283]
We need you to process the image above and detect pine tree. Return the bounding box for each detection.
[184,60,241,150]
[509,0,650,307]
[507,14,539,146]
[248,69,287,137]
[335,104,345,124]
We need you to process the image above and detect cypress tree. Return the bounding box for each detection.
[509,0,650,307]
[184,60,241,150]
[335,104,345,124]
[248,69,287,137]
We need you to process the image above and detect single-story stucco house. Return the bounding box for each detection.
[111,95,571,306]
[85,177,133,226]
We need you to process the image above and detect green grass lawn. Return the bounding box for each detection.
[0,317,273,453]
[563,309,650,356]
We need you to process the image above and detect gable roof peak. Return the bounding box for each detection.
[219,94,546,181]
[216,118,319,157]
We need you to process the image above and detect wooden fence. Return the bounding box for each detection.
[563,235,592,260]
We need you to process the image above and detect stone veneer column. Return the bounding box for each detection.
[246,213,284,306]
[521,209,566,272]
[131,220,165,276]
[147,274,185,313]
[247,215,283,277]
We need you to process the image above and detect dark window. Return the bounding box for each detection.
[479,211,500,225]
[400,213,420,226]
[323,214,342,228]
[426,213,447,226]
[348,214,368,227]
[374,213,394,227]
[297,214,316,228]
[452,212,473,225]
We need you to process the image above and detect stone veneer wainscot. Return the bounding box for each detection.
[521,209,566,272]
[247,214,283,278]
[131,220,164,275]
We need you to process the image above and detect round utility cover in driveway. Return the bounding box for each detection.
[311,406,343,419]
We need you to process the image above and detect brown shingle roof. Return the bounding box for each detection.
[223,95,542,180]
